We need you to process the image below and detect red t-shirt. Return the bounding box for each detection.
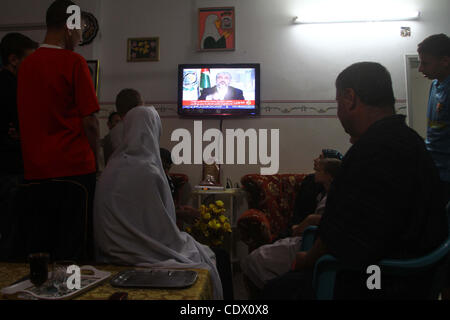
[17,47,100,180]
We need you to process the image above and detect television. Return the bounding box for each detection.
[178,64,260,117]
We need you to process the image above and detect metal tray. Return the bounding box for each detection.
[110,269,198,289]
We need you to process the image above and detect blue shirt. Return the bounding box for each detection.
[426,75,450,182]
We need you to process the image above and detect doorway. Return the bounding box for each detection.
[405,54,432,139]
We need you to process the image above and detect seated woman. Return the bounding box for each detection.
[240,158,341,296]
[93,107,223,299]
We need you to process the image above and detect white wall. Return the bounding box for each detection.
[96,0,450,102]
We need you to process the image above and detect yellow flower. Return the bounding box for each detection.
[202,212,211,221]
[191,202,233,247]
[208,220,221,230]
[208,220,216,229]
[215,200,224,207]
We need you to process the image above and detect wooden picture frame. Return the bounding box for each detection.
[86,60,99,96]
[198,7,235,52]
[127,37,160,62]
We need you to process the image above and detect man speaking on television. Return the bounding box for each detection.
[199,72,245,101]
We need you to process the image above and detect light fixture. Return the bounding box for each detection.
[294,9,420,24]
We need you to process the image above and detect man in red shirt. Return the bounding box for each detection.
[17,0,99,261]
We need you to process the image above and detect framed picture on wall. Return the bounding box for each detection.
[198,7,235,51]
[127,37,160,62]
[87,60,99,96]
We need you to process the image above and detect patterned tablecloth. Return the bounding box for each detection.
[0,263,213,300]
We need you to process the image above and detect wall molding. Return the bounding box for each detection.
[99,100,407,119]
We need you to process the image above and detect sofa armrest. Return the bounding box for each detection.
[237,209,272,252]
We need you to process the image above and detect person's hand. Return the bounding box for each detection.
[292,251,308,271]
[292,224,303,237]
[292,218,310,237]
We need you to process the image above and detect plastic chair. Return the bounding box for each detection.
[301,207,450,300]
[300,225,318,252]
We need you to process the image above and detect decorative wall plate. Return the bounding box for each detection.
[80,11,99,46]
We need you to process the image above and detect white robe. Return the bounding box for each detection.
[94,106,223,299]
[201,14,222,49]
[241,195,328,289]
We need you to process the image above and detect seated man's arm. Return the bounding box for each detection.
[292,214,322,236]
[294,236,328,270]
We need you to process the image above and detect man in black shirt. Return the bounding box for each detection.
[0,33,37,260]
[263,62,449,299]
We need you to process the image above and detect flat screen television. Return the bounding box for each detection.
[178,63,260,117]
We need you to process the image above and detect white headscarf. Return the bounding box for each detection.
[201,14,221,49]
[94,106,223,299]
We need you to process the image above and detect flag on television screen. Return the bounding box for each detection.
[200,69,211,95]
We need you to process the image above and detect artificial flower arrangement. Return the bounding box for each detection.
[186,200,232,247]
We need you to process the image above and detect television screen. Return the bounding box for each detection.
[178,64,260,117]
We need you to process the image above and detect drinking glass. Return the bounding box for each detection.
[28,253,50,294]
[51,260,77,294]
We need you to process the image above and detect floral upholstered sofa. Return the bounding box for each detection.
[237,174,306,252]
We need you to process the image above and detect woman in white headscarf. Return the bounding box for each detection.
[93,106,223,299]
[201,14,229,49]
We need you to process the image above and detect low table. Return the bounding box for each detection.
[0,263,213,300]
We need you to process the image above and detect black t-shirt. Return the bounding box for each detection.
[0,68,23,174]
[319,115,448,298]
